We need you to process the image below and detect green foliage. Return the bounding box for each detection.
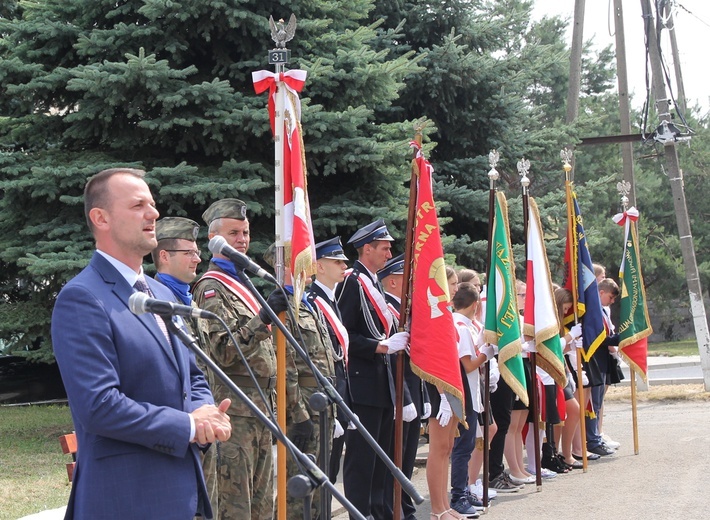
[0,0,423,358]
[1,0,707,358]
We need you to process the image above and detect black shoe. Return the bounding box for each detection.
[588,444,615,456]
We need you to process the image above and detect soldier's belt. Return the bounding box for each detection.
[298,375,334,388]
[232,375,276,390]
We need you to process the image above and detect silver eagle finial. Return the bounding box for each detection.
[269,14,297,49]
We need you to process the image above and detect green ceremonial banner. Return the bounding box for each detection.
[484,192,528,406]
[614,208,651,381]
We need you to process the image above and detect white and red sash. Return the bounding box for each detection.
[345,268,393,335]
[313,296,349,364]
[200,271,261,316]
[387,302,400,322]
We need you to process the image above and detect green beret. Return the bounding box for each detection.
[202,198,248,225]
[156,217,199,242]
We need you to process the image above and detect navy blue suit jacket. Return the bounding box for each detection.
[52,252,214,519]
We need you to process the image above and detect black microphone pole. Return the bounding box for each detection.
[164,319,367,520]
[236,269,425,506]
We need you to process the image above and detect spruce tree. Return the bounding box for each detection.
[0,0,422,359]
[370,0,618,274]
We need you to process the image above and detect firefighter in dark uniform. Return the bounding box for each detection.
[334,220,409,520]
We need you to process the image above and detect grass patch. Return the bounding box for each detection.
[606,383,710,402]
[647,340,699,357]
[0,405,73,520]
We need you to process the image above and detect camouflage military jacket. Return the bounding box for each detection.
[193,262,276,417]
[284,296,337,424]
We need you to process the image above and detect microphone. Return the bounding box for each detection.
[129,292,218,320]
[208,236,278,284]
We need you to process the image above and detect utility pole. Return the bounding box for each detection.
[612,0,637,207]
[565,0,586,180]
[662,2,687,115]
[640,0,710,390]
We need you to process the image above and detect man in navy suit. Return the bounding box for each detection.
[52,168,231,520]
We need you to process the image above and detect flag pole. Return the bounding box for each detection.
[617,182,640,455]
[482,150,500,507]
[518,158,542,491]
[392,122,424,518]
[265,17,294,520]
[561,149,588,472]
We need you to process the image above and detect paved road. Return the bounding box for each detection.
[332,399,710,519]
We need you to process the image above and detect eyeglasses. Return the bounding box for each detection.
[164,249,201,258]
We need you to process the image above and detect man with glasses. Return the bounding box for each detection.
[152,217,203,313]
[151,217,220,511]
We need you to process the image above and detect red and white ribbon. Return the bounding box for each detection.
[612,206,639,227]
[252,69,307,135]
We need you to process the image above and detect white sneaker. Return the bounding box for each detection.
[526,466,558,479]
[601,434,621,450]
[471,479,498,499]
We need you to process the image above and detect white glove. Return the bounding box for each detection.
[567,371,577,393]
[422,402,432,420]
[333,421,345,439]
[480,343,497,361]
[574,337,583,350]
[522,340,537,353]
[570,323,583,339]
[381,331,410,354]
[402,403,417,423]
[582,370,589,386]
[490,382,498,393]
[347,413,359,430]
[436,393,452,427]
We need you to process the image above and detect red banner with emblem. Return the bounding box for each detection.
[408,141,465,423]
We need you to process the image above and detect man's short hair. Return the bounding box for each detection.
[151,238,180,268]
[452,282,479,311]
[598,277,620,297]
[84,168,146,233]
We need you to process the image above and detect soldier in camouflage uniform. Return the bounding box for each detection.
[263,244,337,520]
[192,199,276,520]
[151,217,220,516]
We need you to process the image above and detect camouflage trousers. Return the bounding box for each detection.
[285,410,333,520]
[217,416,274,520]
[201,441,218,516]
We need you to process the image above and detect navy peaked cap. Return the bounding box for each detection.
[347,219,394,249]
[378,254,405,280]
[315,237,348,260]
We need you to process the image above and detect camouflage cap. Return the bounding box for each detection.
[156,217,199,242]
[202,198,248,225]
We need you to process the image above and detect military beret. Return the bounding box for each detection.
[315,236,348,261]
[155,217,199,242]
[202,198,248,225]
[347,219,394,249]
[377,253,405,281]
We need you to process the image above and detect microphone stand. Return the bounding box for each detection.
[237,270,425,509]
[165,319,366,520]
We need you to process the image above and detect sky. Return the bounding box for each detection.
[531,0,710,114]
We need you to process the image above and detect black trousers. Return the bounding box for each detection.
[489,376,515,480]
[343,402,394,520]
[383,415,421,520]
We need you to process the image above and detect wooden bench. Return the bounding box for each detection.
[59,432,77,482]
